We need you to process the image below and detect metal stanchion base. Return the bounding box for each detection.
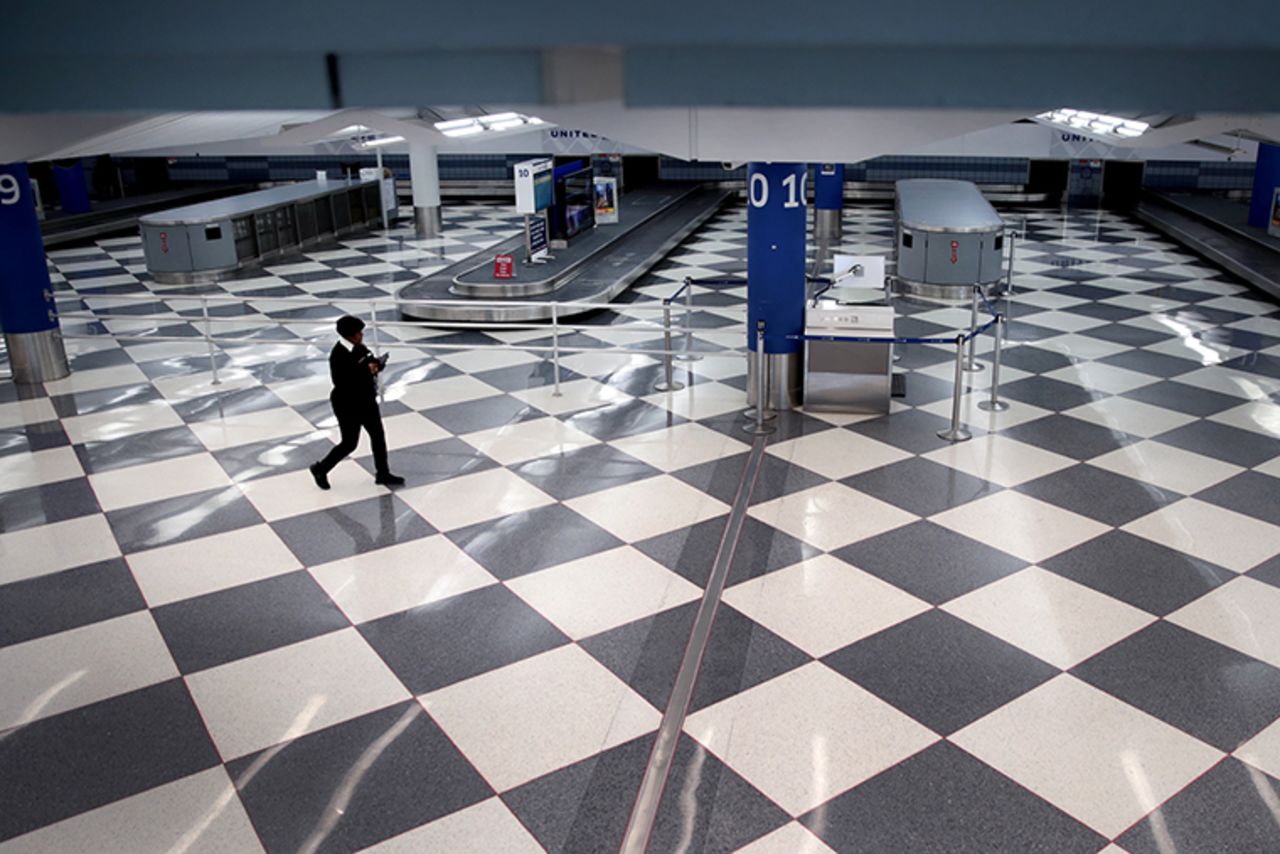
[936,426,973,442]
[653,380,685,392]
[977,400,1010,412]
[675,353,703,362]
[5,330,70,383]
[743,420,776,435]
[741,407,777,422]
[962,361,986,373]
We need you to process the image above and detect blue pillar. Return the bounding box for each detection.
[1248,142,1280,229]
[747,162,807,408]
[53,161,91,214]
[814,164,844,211]
[0,162,68,382]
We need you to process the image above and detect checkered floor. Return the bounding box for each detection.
[2,201,1280,852]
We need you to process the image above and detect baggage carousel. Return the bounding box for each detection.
[396,185,733,322]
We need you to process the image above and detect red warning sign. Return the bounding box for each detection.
[950,240,959,265]
[493,254,514,279]
[159,231,169,254]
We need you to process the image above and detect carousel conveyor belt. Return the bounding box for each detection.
[396,184,733,322]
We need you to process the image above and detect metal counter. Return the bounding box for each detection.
[895,179,1006,300]
[139,179,382,284]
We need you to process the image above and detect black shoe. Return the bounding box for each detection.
[375,472,405,487]
[310,463,331,490]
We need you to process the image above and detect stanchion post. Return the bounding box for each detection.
[964,286,985,372]
[676,277,702,362]
[744,320,775,435]
[551,302,563,397]
[937,334,973,442]
[201,296,220,385]
[369,299,384,404]
[978,314,1010,412]
[653,303,685,392]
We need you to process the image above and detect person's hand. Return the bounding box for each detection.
[368,361,381,375]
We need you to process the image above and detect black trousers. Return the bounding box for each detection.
[316,401,389,476]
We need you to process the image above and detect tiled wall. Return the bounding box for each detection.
[1143,160,1256,190]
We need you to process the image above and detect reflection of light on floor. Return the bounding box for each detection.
[675,741,707,853]
[1244,762,1280,832]
[1121,750,1177,854]
[297,703,419,854]
[0,670,87,741]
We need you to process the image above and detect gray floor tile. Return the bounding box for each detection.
[229,701,493,854]
[0,558,145,648]
[842,457,999,517]
[152,570,350,673]
[358,584,569,694]
[999,413,1141,460]
[0,477,101,533]
[832,521,1028,605]
[509,442,661,501]
[1041,531,1233,616]
[1117,758,1280,853]
[801,741,1106,853]
[447,503,623,580]
[636,515,816,588]
[73,425,206,474]
[106,486,264,553]
[1154,420,1280,468]
[1194,471,1280,526]
[823,609,1059,735]
[271,494,434,566]
[1016,463,1181,525]
[0,680,221,843]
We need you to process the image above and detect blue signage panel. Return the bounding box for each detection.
[0,162,58,334]
[528,213,548,255]
[814,163,844,210]
[747,162,808,354]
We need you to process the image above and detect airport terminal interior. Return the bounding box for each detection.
[3,5,1280,853]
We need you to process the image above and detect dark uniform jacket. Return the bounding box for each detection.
[329,342,379,412]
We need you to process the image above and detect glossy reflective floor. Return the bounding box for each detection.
[2,203,1280,852]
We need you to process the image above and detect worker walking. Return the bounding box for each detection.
[310,315,404,489]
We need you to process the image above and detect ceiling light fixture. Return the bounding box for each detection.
[1037,109,1150,140]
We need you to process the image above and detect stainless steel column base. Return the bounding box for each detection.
[977,399,1010,412]
[815,208,843,242]
[6,329,70,383]
[414,206,443,238]
[745,351,802,411]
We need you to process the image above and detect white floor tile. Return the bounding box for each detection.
[436,348,541,374]
[1256,457,1280,479]
[265,374,332,406]
[1235,717,1280,782]
[951,675,1223,839]
[1088,441,1244,495]
[88,452,233,511]
[931,491,1109,564]
[1062,396,1197,439]
[609,422,747,472]
[1018,310,1108,333]
[237,461,379,521]
[565,474,729,542]
[0,766,263,854]
[733,823,837,854]
[766,430,910,480]
[1123,499,1280,573]
[942,567,1155,668]
[186,628,410,760]
[723,554,930,657]
[1209,400,1280,439]
[507,546,701,640]
[645,381,746,421]
[1168,578,1280,669]
[360,797,542,853]
[189,408,316,452]
[507,379,632,416]
[392,374,504,411]
[126,524,302,606]
[420,644,660,791]
[922,435,1074,488]
[0,446,84,492]
[459,417,599,466]
[1165,368,1280,402]
[748,483,917,552]
[374,411,451,451]
[0,514,121,584]
[309,536,496,624]
[684,662,938,815]
[1043,362,1160,395]
[42,364,149,396]
[148,368,261,402]
[557,352,658,378]
[1142,336,1248,367]
[397,467,554,532]
[0,611,178,730]
[60,402,185,445]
